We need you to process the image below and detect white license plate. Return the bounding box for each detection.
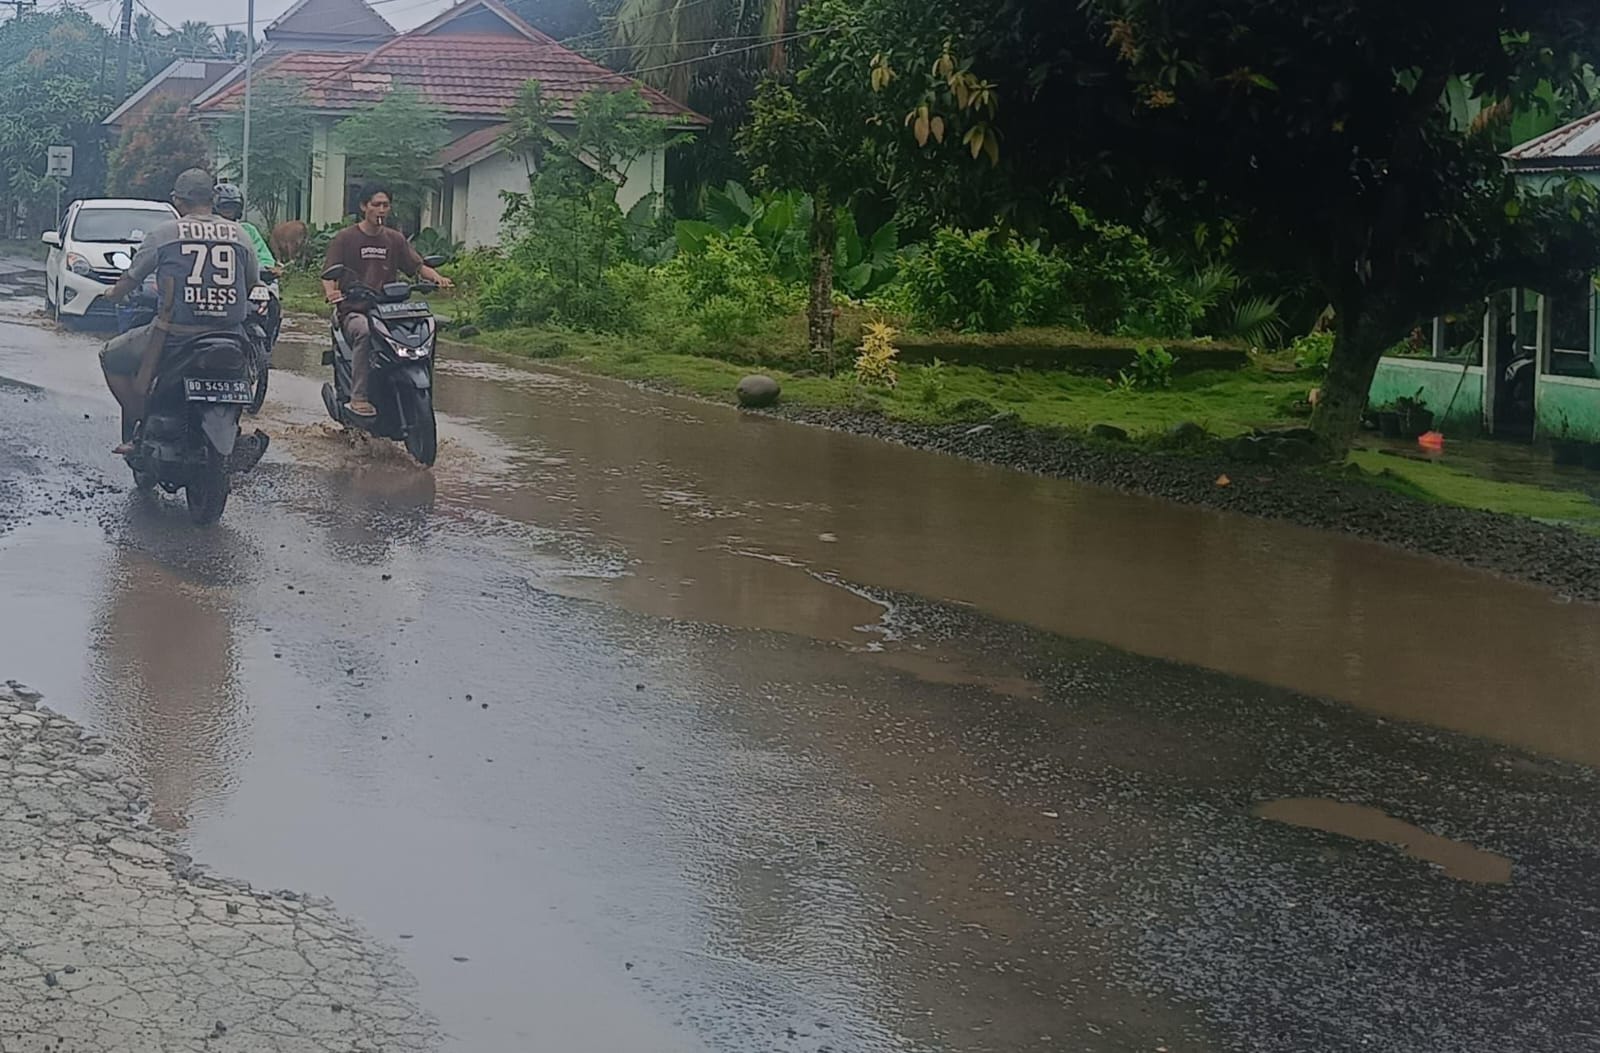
[184,378,251,403]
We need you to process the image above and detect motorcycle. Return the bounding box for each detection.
[318,255,445,467]
[116,269,273,417]
[244,275,279,416]
[107,251,262,525]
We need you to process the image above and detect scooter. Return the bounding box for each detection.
[244,279,277,415]
[107,251,261,525]
[319,256,445,467]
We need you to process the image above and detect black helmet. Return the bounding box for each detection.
[213,182,244,220]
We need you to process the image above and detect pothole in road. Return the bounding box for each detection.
[1254,797,1514,884]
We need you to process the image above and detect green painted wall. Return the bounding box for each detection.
[1536,375,1600,441]
[1370,358,1484,431]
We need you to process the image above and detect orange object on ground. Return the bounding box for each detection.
[1418,431,1445,452]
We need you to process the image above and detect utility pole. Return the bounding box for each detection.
[6,0,38,19]
[115,0,132,101]
[241,0,254,208]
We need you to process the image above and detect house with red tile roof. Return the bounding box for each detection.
[124,0,704,247]
[104,60,240,136]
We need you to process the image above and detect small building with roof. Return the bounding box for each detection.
[112,0,705,248]
[1367,110,1600,445]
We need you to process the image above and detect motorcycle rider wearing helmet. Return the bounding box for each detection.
[212,182,277,274]
[214,182,283,348]
[321,181,452,419]
[101,168,260,455]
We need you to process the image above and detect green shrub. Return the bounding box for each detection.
[474,255,630,332]
[677,181,900,298]
[1289,330,1335,374]
[1057,203,1193,337]
[442,248,503,297]
[909,358,948,407]
[657,231,804,344]
[411,227,464,261]
[477,263,546,328]
[1117,344,1176,390]
[901,228,1075,332]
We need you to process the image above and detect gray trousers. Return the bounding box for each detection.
[341,312,373,401]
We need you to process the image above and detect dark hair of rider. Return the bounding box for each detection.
[358,182,394,207]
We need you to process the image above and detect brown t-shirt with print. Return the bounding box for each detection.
[325,224,423,312]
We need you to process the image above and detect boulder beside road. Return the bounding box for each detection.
[736,374,781,408]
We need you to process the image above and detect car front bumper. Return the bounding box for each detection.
[55,268,118,318]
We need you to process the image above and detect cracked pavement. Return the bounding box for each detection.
[0,681,435,1052]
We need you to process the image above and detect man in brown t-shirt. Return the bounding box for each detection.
[321,181,452,417]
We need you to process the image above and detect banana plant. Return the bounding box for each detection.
[675,181,900,297]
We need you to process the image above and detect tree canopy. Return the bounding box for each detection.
[790,0,1600,451]
[1086,0,1600,448]
[107,96,211,201]
[0,10,119,223]
[335,89,447,225]
[213,76,314,228]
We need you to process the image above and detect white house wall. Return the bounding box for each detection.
[310,121,347,226]
[617,148,665,214]
[461,150,527,248]
[298,120,668,247]
[449,172,471,244]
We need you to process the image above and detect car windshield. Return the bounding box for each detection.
[71,208,171,243]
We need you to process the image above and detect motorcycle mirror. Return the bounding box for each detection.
[421,254,447,268]
[109,251,132,269]
[320,264,346,282]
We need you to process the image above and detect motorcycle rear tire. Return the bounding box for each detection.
[403,389,437,467]
[131,467,157,491]
[247,355,269,416]
[185,447,230,525]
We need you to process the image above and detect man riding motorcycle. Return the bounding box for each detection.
[214,182,283,355]
[100,168,267,468]
[212,183,276,272]
[320,181,452,418]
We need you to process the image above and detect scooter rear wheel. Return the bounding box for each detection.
[247,355,269,416]
[185,447,230,525]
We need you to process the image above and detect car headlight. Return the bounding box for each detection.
[65,252,94,277]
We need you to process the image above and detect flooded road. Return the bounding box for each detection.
[3,257,1600,1052]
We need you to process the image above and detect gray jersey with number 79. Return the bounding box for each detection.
[123,215,260,335]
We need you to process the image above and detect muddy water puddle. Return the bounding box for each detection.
[1256,797,1515,884]
[277,338,1600,765]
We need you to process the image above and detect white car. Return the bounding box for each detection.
[42,198,177,323]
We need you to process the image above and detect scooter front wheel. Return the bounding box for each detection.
[402,389,437,467]
[321,382,342,425]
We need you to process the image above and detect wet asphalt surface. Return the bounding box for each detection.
[3,251,1600,1051]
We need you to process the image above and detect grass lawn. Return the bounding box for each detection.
[1345,449,1600,529]
[462,322,1309,438]
[283,270,1304,437]
[280,270,335,316]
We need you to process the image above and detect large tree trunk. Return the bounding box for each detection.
[1311,308,1393,457]
[808,187,837,373]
